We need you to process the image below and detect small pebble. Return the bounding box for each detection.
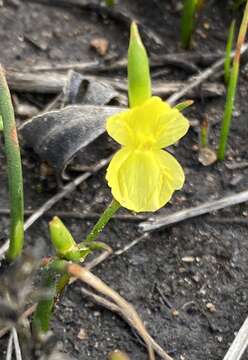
[77,328,87,340]
[171,309,179,317]
[90,37,109,56]
[182,256,195,263]
[206,302,216,313]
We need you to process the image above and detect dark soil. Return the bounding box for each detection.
[1,1,248,359]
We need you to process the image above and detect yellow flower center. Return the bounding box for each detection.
[138,137,155,150]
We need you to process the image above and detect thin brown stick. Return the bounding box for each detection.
[85,244,113,270]
[68,263,173,360]
[6,331,13,360]
[17,51,226,74]
[140,190,248,232]
[166,43,248,105]
[80,287,173,359]
[12,328,22,360]
[6,70,225,99]
[0,209,148,222]
[115,233,150,256]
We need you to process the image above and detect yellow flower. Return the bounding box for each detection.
[106,97,189,212]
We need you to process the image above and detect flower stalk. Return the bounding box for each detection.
[0,65,24,261]
[84,199,121,243]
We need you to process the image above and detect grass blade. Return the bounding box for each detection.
[224,20,236,84]
[218,0,248,161]
[181,0,198,49]
[0,65,24,261]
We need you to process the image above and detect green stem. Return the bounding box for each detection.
[33,266,57,333]
[0,65,24,261]
[218,0,248,161]
[84,199,121,243]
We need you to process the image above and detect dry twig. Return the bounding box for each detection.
[140,190,248,232]
[223,316,248,360]
[68,263,173,360]
[0,209,147,222]
[167,43,248,105]
[80,287,173,360]
[6,71,225,99]
[12,328,22,360]
[6,332,13,360]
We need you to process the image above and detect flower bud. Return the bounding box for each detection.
[49,216,77,257]
[128,22,151,108]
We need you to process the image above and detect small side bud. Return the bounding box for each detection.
[49,216,77,257]
[128,22,151,108]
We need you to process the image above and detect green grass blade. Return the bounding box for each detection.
[181,0,198,49]
[0,65,24,261]
[224,20,236,84]
[218,0,248,161]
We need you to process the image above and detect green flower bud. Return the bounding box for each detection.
[128,22,151,108]
[49,216,77,257]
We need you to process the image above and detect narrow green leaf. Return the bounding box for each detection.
[0,65,24,261]
[128,22,151,108]
[218,0,248,160]
[181,0,198,49]
[224,20,236,84]
[174,99,194,112]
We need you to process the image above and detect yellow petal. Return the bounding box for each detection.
[157,150,185,191]
[106,110,134,146]
[154,108,189,149]
[106,147,185,212]
[106,97,189,149]
[106,148,161,212]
